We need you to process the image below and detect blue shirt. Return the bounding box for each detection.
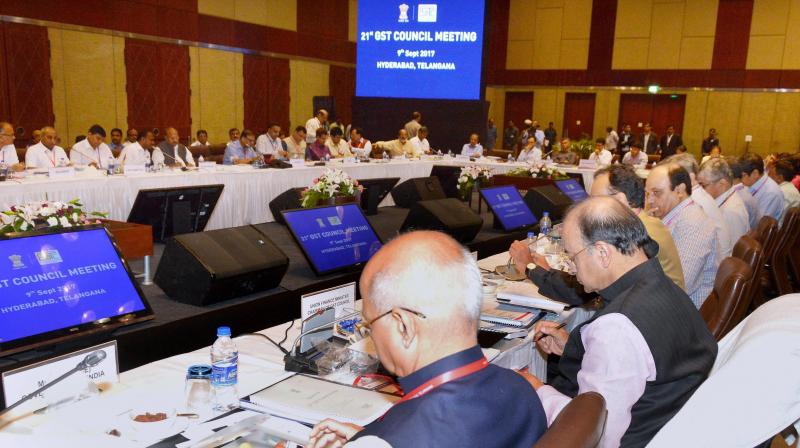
[223,140,258,165]
[749,174,784,221]
[351,345,546,447]
[461,143,483,157]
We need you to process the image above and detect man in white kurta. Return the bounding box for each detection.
[70,125,114,169]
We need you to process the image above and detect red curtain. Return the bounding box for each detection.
[243,55,290,134]
[329,66,355,126]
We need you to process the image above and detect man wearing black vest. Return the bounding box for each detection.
[520,196,716,447]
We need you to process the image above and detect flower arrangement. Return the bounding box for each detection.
[301,168,364,208]
[506,163,569,180]
[1,199,107,234]
[457,166,494,200]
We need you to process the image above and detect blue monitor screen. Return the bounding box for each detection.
[480,185,538,231]
[0,227,150,348]
[556,179,589,203]
[283,204,383,275]
[356,1,486,100]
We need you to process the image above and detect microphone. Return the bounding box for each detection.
[156,147,187,167]
[284,310,361,374]
[0,350,107,417]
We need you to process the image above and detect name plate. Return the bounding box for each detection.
[578,159,597,170]
[343,157,357,164]
[289,159,306,168]
[123,164,146,175]
[199,161,217,172]
[456,154,472,161]
[300,283,357,352]
[2,341,119,410]
[48,167,76,179]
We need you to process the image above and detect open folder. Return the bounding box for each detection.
[495,281,567,313]
[240,374,400,426]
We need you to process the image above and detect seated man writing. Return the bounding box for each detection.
[309,231,546,448]
[519,197,716,447]
[372,129,414,158]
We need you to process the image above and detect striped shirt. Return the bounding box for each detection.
[662,198,720,308]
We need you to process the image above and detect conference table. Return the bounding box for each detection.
[0,158,597,230]
[0,250,586,448]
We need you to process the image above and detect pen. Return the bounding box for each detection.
[534,322,567,343]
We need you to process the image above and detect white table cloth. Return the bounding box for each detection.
[0,159,596,230]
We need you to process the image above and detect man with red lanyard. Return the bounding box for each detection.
[308,231,546,448]
[25,127,69,169]
[70,124,114,168]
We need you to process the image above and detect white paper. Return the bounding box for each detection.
[300,282,357,320]
[48,167,76,179]
[123,164,146,175]
[198,161,217,172]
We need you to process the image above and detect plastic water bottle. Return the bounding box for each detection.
[540,212,552,236]
[211,326,239,411]
[508,153,515,163]
[198,154,204,164]
[382,150,389,161]
[526,231,536,247]
[447,149,453,158]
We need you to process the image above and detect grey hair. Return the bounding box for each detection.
[663,153,699,175]
[699,157,733,184]
[367,238,482,328]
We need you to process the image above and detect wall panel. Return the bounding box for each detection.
[289,60,329,129]
[2,23,54,144]
[191,47,244,144]
[329,65,355,126]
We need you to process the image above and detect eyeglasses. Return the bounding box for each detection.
[356,307,427,337]
[563,244,593,275]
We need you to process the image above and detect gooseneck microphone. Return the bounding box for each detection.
[0,350,107,417]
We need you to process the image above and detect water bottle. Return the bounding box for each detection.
[508,153,515,163]
[447,149,453,158]
[106,158,116,175]
[145,151,152,172]
[540,212,552,236]
[198,154,204,164]
[526,231,536,247]
[211,326,239,411]
[382,150,389,161]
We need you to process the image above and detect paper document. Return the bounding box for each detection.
[496,282,566,313]
[243,374,399,426]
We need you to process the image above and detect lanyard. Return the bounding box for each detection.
[49,149,56,167]
[717,189,736,208]
[664,199,694,227]
[395,357,489,405]
[750,176,767,196]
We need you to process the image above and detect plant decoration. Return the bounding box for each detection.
[301,168,364,208]
[457,165,494,200]
[570,138,594,160]
[0,199,107,234]
[506,163,569,180]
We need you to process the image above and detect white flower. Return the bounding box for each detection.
[20,221,28,231]
[47,217,58,227]
[458,176,467,184]
[59,217,71,227]
[72,212,79,222]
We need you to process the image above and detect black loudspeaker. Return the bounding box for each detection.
[430,165,462,198]
[523,185,574,222]
[269,187,305,224]
[155,226,289,305]
[401,198,484,243]
[390,177,447,208]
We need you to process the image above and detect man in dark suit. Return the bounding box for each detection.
[659,125,683,158]
[639,123,659,155]
[701,128,720,156]
[619,123,634,154]
[153,127,195,167]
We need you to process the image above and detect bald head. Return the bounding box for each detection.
[0,122,14,147]
[362,231,481,333]
[165,127,179,145]
[360,231,481,376]
[40,127,57,149]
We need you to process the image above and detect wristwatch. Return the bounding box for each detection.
[525,262,536,276]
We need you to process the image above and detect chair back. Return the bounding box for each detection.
[725,235,763,335]
[770,207,800,296]
[700,257,753,340]
[648,294,800,447]
[534,392,607,448]
[747,215,779,308]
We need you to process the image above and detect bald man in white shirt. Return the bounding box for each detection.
[0,121,22,168]
[25,127,69,169]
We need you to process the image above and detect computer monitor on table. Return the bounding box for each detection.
[282,203,383,276]
[555,179,589,203]
[0,226,153,357]
[357,177,400,215]
[127,184,224,242]
[479,185,538,231]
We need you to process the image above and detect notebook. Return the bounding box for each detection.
[240,374,400,426]
[480,302,540,327]
[496,281,567,313]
